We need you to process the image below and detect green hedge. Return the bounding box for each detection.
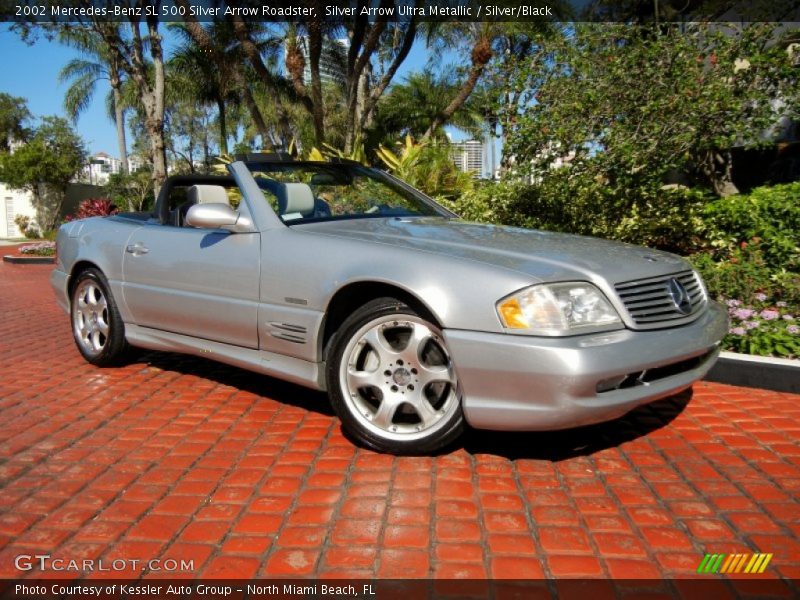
[701,182,800,272]
[448,179,800,356]
[446,176,708,254]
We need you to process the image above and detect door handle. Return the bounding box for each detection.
[126,243,149,255]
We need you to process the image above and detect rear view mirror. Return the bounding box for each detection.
[185,203,253,233]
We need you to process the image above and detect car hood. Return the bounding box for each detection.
[298,217,690,284]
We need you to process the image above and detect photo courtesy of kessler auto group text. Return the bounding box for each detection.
[0,0,798,598]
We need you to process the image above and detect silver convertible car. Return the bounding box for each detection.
[52,157,728,453]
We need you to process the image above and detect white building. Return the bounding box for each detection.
[451,140,486,176]
[0,183,36,238]
[80,152,122,185]
[128,154,146,173]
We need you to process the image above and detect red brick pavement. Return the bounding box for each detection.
[0,260,798,591]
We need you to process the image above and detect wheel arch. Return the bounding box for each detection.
[320,281,443,361]
[68,260,104,298]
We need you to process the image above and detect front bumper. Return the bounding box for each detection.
[444,301,728,431]
[51,268,69,314]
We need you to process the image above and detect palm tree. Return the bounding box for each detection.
[170,23,235,156]
[418,22,497,140]
[420,20,563,141]
[169,21,285,155]
[58,26,129,173]
[373,70,487,143]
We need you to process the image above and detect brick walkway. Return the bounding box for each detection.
[0,260,798,591]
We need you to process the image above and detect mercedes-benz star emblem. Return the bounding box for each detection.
[667,278,692,315]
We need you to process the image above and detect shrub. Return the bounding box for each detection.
[692,237,800,358]
[19,241,55,256]
[69,198,118,221]
[105,170,155,213]
[723,297,800,358]
[450,174,800,358]
[447,174,708,254]
[442,180,539,228]
[691,242,800,306]
[690,184,800,347]
[611,186,708,254]
[13,214,38,238]
[701,182,800,272]
[377,136,473,201]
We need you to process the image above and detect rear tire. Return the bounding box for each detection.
[326,297,464,454]
[70,268,130,366]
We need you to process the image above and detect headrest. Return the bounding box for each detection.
[188,185,230,206]
[282,183,315,217]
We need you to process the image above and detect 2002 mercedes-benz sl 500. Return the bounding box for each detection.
[52,157,728,453]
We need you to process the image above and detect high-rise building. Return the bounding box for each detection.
[292,36,349,86]
[450,140,485,176]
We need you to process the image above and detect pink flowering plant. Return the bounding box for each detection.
[19,241,55,257]
[724,296,800,358]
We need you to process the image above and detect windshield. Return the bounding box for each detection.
[243,162,451,224]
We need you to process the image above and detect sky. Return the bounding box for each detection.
[0,24,469,158]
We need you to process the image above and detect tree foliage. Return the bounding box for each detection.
[105,168,155,213]
[58,26,130,173]
[372,70,488,144]
[0,92,32,152]
[505,23,799,196]
[0,116,87,231]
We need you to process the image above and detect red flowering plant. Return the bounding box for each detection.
[66,198,118,222]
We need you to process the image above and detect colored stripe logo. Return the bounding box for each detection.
[697,553,772,574]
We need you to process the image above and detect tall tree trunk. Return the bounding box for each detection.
[152,26,167,193]
[85,20,165,193]
[112,85,129,174]
[32,184,63,233]
[145,108,167,189]
[109,58,128,174]
[356,17,418,140]
[203,120,210,172]
[344,7,389,153]
[141,20,167,196]
[119,18,168,196]
[31,183,43,233]
[307,21,326,145]
[284,28,322,144]
[216,96,229,155]
[239,84,271,145]
[705,150,739,197]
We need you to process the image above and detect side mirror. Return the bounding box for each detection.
[185,203,253,233]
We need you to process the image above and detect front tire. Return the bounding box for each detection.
[327,297,464,454]
[70,268,130,366]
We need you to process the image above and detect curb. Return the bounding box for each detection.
[705,351,800,394]
[3,255,56,265]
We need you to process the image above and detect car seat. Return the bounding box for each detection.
[279,183,316,221]
[178,185,230,226]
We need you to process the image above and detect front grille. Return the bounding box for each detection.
[615,270,705,326]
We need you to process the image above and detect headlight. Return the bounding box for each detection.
[497,282,622,335]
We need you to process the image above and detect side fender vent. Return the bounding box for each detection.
[268,322,307,344]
